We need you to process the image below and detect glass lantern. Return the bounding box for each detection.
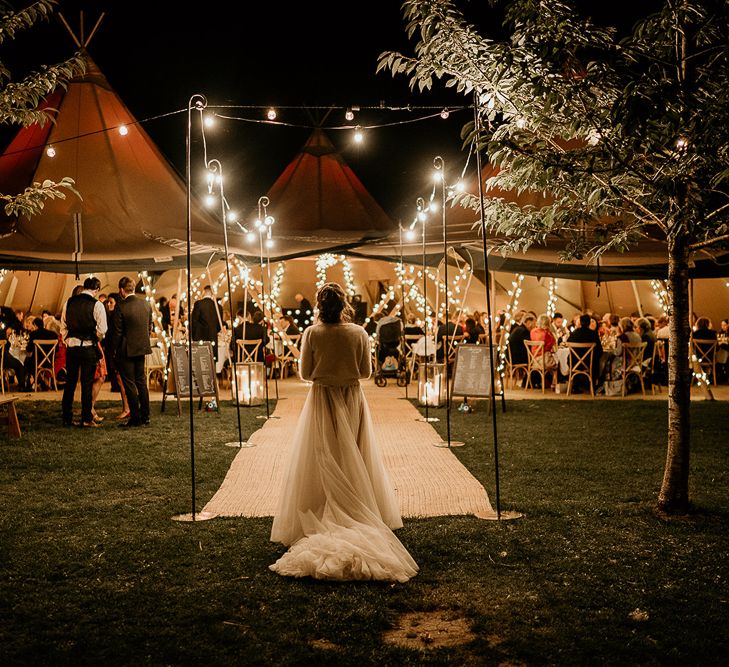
[233,362,265,406]
[418,363,447,407]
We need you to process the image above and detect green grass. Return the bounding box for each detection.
[1,397,727,666]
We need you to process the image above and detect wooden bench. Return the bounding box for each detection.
[0,396,21,438]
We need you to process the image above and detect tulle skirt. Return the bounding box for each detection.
[270,382,418,582]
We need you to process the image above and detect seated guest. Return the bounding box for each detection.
[551,312,569,345]
[404,314,425,337]
[464,317,484,344]
[508,314,536,367]
[530,314,558,369]
[0,325,27,390]
[636,317,656,365]
[566,313,603,389]
[232,310,269,362]
[23,317,59,389]
[692,316,717,341]
[435,315,463,362]
[277,313,300,337]
[655,316,670,340]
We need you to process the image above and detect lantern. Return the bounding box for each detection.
[234,362,265,406]
[418,363,447,407]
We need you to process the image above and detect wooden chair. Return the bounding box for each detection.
[402,334,421,381]
[145,345,166,389]
[691,338,717,385]
[505,343,529,389]
[523,340,557,393]
[565,342,596,396]
[236,339,262,364]
[33,340,59,391]
[276,333,301,379]
[621,341,647,396]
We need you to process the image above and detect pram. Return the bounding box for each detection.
[373,318,408,387]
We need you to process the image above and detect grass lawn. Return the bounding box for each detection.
[0,395,727,666]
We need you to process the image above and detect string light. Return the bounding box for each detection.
[353,126,363,143]
[204,114,215,127]
[118,124,128,136]
[440,108,450,119]
[547,278,557,318]
[345,108,354,121]
[650,279,671,316]
[266,107,277,121]
[46,145,56,158]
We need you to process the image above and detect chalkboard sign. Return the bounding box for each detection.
[451,344,493,397]
[164,342,219,414]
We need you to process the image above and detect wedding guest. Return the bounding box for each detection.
[22,317,58,390]
[102,293,129,420]
[61,276,107,427]
[464,316,484,344]
[551,312,569,345]
[232,310,269,362]
[0,325,27,390]
[692,316,717,341]
[636,317,656,365]
[566,313,603,390]
[435,314,462,362]
[403,314,424,337]
[508,314,536,367]
[530,314,558,369]
[277,313,300,337]
[111,276,152,428]
[270,282,417,582]
[191,285,223,361]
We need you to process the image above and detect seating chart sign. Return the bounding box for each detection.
[451,344,493,397]
[166,343,218,411]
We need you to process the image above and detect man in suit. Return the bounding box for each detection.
[191,285,223,361]
[508,314,536,367]
[232,310,269,362]
[61,276,107,427]
[112,276,152,427]
[567,313,603,389]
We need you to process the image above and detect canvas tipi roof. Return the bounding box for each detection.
[0,54,238,273]
[261,129,397,260]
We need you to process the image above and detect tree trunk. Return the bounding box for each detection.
[657,235,692,513]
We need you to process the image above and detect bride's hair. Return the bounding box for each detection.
[316,282,354,324]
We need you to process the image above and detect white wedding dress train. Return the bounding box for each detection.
[270,383,418,582]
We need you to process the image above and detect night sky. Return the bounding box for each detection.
[3,0,656,224]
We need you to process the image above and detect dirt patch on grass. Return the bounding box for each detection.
[383,611,476,650]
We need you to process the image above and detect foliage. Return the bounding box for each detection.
[378,0,729,261]
[0,1,84,219]
[0,397,726,664]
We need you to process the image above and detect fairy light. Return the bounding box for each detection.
[353,126,363,143]
[118,124,128,136]
[46,145,56,158]
[547,278,558,318]
[650,279,671,316]
[497,274,525,379]
[266,107,277,121]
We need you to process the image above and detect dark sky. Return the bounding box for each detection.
[4,0,654,224]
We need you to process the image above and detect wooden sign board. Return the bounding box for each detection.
[164,342,219,414]
[451,344,493,398]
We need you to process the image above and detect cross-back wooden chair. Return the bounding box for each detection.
[33,339,59,391]
[565,342,596,396]
[523,339,557,393]
[236,339,262,364]
[145,345,166,389]
[691,338,717,385]
[621,341,647,396]
[505,342,529,389]
[402,334,421,381]
[276,332,301,379]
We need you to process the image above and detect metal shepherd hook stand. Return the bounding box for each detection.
[206,158,254,448]
[255,196,279,421]
[433,156,464,448]
[415,196,439,424]
[172,93,215,522]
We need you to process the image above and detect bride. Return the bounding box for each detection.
[270,282,418,582]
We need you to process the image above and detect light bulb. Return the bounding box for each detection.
[405,229,416,241]
[266,107,277,121]
[265,238,274,249]
[440,108,450,119]
[118,124,129,136]
[455,180,465,192]
[345,108,354,121]
[46,145,56,158]
[227,211,238,223]
[264,215,275,226]
[433,171,443,182]
[204,114,215,128]
[205,194,215,208]
[246,232,256,242]
[254,219,262,229]
[429,202,438,213]
[354,126,363,143]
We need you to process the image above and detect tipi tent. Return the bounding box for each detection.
[0,54,241,274]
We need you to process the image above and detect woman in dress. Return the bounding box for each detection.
[270,282,418,583]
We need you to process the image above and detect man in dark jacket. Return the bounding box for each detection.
[508,314,536,366]
[61,276,107,426]
[566,313,603,389]
[112,276,152,427]
[191,285,223,361]
[232,310,269,363]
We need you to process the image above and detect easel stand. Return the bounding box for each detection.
[162,342,220,416]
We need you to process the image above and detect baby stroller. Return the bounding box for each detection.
[373,319,408,387]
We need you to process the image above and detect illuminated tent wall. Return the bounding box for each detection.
[0,53,241,274]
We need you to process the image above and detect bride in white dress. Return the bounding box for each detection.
[270,282,418,582]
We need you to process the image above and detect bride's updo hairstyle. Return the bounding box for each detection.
[316,282,354,324]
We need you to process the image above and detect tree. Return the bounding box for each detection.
[379,0,729,513]
[0,0,84,220]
